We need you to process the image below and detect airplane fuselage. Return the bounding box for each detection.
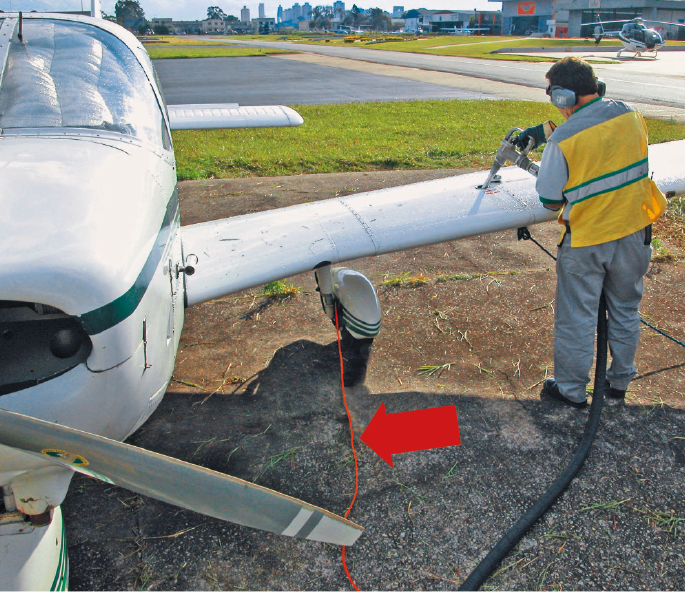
[0,12,183,449]
[0,13,184,587]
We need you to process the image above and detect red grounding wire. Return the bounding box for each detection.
[335,306,361,592]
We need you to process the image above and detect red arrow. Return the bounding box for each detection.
[360,402,460,467]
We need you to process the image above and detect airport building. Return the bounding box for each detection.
[555,0,685,38]
[405,8,502,34]
[493,0,685,38]
[492,0,552,35]
[203,18,227,34]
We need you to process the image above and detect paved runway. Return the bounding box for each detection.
[154,55,496,105]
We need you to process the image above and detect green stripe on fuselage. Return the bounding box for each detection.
[51,517,69,591]
[78,189,179,335]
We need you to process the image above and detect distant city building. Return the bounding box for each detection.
[333,1,345,18]
[302,2,312,20]
[277,5,283,23]
[253,16,276,32]
[393,6,404,18]
[259,3,265,18]
[241,6,251,22]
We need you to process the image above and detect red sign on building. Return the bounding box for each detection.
[518,2,536,15]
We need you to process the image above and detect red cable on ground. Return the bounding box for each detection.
[335,306,360,592]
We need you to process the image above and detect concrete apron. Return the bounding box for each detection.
[274,52,685,123]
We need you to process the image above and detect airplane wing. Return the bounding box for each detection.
[181,139,685,307]
[168,103,304,130]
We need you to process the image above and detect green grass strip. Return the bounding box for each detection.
[147,45,290,59]
[280,34,632,62]
[172,99,685,180]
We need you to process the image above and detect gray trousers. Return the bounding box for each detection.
[554,227,652,402]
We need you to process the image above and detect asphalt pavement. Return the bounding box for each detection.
[154,55,495,105]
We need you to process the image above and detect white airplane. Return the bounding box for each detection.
[439,25,489,36]
[586,15,685,58]
[1,7,684,591]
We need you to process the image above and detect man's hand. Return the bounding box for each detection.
[513,120,557,150]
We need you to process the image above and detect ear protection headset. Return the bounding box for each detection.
[546,79,607,108]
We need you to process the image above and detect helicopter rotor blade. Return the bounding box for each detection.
[0,408,363,546]
[647,19,685,27]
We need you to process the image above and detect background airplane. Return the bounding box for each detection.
[439,25,490,35]
[1,6,684,591]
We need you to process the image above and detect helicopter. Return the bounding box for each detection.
[585,15,685,58]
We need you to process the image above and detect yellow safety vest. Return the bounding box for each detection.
[557,109,667,247]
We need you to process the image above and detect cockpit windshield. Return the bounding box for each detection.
[0,18,165,146]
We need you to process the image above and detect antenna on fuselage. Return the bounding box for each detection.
[17,11,22,42]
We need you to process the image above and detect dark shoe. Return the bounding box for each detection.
[541,378,588,409]
[604,380,626,399]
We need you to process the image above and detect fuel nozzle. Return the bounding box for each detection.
[478,127,540,190]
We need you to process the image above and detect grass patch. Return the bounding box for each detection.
[418,362,456,377]
[143,35,291,59]
[145,36,229,45]
[147,45,289,59]
[172,100,685,180]
[404,37,619,62]
[651,237,677,262]
[255,448,300,482]
[381,272,427,287]
[645,510,684,536]
[261,280,302,298]
[581,498,631,512]
[668,195,685,219]
[284,34,627,62]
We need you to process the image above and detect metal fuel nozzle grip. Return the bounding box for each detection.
[478,127,541,190]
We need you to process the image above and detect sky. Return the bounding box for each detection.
[0,0,503,21]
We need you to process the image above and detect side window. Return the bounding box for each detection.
[151,64,173,151]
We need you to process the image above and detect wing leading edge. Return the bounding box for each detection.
[168,103,304,130]
[182,139,685,307]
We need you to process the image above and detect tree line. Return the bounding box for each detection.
[304,4,392,31]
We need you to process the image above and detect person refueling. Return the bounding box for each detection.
[516,56,667,408]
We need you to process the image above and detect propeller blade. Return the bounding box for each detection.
[0,408,363,546]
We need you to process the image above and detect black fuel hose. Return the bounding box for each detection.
[459,292,608,591]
